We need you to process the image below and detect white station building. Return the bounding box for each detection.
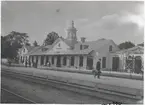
[18,21,143,73]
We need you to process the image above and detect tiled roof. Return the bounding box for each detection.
[25,46,42,55]
[74,38,111,51]
[28,38,114,55]
[27,45,52,55]
[19,45,36,53]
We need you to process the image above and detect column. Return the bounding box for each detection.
[43,55,46,65]
[67,56,70,67]
[54,56,57,67]
[75,56,79,69]
[38,56,41,66]
[123,54,126,70]
[49,56,52,65]
[19,55,21,64]
[34,56,36,63]
[61,56,64,67]
[93,57,97,69]
[83,56,87,69]
[29,56,31,63]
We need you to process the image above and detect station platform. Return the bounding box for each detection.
[1,65,144,104]
[1,62,143,80]
[2,65,143,89]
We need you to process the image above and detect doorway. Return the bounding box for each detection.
[56,56,61,67]
[112,57,119,71]
[87,57,93,70]
[41,56,44,65]
[134,56,142,74]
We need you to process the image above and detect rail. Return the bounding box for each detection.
[1,88,36,104]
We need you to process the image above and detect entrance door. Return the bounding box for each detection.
[135,56,142,74]
[112,57,119,71]
[87,57,93,70]
[56,56,61,67]
[41,56,44,65]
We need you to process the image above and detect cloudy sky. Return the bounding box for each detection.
[1,1,144,45]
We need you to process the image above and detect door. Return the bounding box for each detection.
[135,56,142,74]
[102,57,106,68]
[56,56,61,67]
[87,57,93,70]
[112,57,119,71]
[41,56,44,65]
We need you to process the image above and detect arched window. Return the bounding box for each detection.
[109,45,112,52]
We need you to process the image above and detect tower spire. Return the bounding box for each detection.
[72,20,74,27]
[66,20,77,41]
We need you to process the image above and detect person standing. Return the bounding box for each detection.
[96,59,101,79]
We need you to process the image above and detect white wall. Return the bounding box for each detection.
[50,40,70,53]
[90,41,119,70]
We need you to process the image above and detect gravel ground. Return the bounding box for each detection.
[1,75,110,104]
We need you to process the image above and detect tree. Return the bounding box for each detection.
[26,42,31,46]
[43,31,59,46]
[138,42,144,47]
[33,40,38,46]
[1,31,29,60]
[118,41,135,49]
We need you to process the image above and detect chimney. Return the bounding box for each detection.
[81,37,86,43]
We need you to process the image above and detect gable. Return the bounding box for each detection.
[19,47,28,55]
[51,39,70,52]
[98,41,118,53]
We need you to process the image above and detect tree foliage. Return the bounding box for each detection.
[33,40,38,46]
[118,41,135,49]
[1,31,29,60]
[138,42,144,47]
[43,31,59,46]
[25,42,31,46]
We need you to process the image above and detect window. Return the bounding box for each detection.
[23,49,25,52]
[102,57,106,68]
[109,45,112,52]
[79,56,83,67]
[58,43,61,47]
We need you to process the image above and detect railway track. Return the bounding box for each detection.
[1,69,143,104]
[1,88,36,103]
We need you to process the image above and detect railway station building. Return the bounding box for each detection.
[18,21,143,72]
[20,21,119,70]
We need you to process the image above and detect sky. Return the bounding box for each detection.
[1,1,144,45]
